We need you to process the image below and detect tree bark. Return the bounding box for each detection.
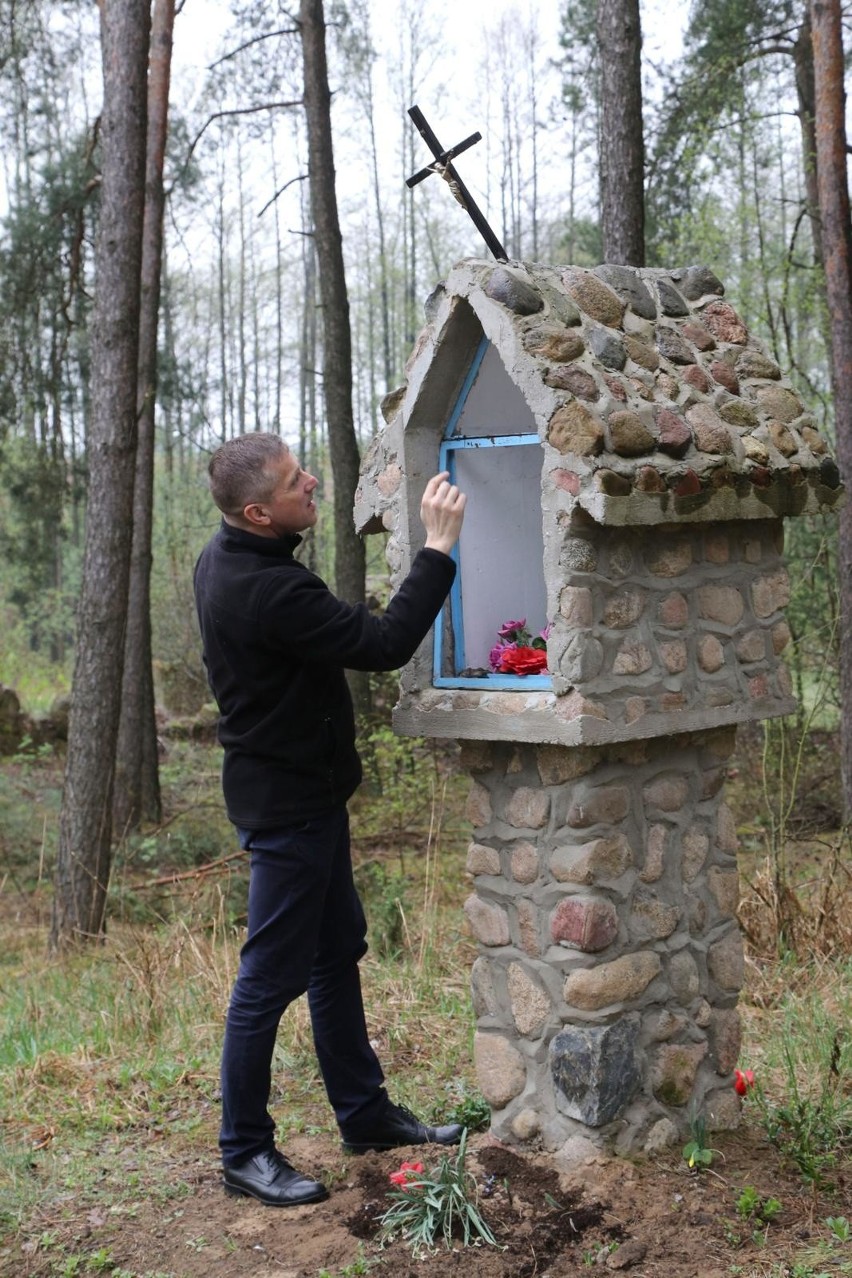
[298,2,365,601]
[51,0,150,949]
[596,0,645,266]
[810,0,852,815]
[114,0,174,835]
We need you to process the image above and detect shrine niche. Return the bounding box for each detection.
[354,259,841,1158]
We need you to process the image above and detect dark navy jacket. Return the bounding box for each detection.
[193,521,455,827]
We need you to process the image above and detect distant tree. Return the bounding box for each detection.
[298,0,365,613]
[51,0,150,950]
[114,0,175,834]
[596,0,644,264]
[810,0,852,813]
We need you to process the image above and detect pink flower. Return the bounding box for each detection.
[734,1068,755,1096]
[489,641,509,671]
[498,618,526,639]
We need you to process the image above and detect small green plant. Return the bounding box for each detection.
[682,1113,715,1169]
[316,1247,376,1277]
[735,1185,782,1225]
[826,1216,850,1242]
[751,1024,852,1188]
[377,1130,501,1256]
[441,1080,491,1132]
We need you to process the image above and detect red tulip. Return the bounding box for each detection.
[389,1160,424,1190]
[733,1067,755,1096]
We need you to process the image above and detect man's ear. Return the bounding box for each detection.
[243,502,270,528]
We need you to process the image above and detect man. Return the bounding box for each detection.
[194,432,467,1208]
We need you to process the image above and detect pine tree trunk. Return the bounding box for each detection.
[114,0,173,835]
[299,0,369,715]
[810,0,852,814]
[596,0,645,266]
[51,0,150,949]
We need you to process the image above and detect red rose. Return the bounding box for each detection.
[499,645,548,675]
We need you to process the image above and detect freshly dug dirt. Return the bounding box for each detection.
[11,1125,848,1277]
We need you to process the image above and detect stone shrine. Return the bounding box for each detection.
[354,260,842,1156]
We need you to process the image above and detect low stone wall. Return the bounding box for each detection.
[462,729,743,1155]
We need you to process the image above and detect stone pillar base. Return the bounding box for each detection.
[462,729,744,1154]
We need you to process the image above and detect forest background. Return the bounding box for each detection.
[1,1,852,1274]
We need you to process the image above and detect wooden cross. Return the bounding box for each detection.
[406,105,508,262]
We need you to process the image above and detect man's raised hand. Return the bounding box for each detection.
[421,471,466,556]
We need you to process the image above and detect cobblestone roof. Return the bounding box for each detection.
[358,259,842,531]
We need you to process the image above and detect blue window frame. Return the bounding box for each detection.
[433,339,551,690]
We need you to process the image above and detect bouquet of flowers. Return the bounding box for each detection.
[489,617,550,675]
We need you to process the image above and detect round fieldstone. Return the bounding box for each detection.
[508,962,551,1036]
[624,335,660,370]
[536,743,602,785]
[511,840,540,884]
[707,1008,742,1074]
[564,951,661,1011]
[736,349,781,379]
[524,327,585,362]
[769,420,798,456]
[687,403,733,454]
[656,279,690,317]
[708,928,745,991]
[697,634,725,672]
[640,824,667,883]
[560,538,599,572]
[464,894,510,947]
[595,264,657,319]
[560,585,594,627]
[630,892,680,940]
[566,784,631,828]
[467,842,501,876]
[471,956,499,1017]
[753,384,804,423]
[718,398,759,429]
[563,268,625,327]
[655,408,692,457]
[709,866,740,916]
[656,325,694,364]
[659,591,689,627]
[604,374,628,402]
[510,1108,541,1141]
[588,325,627,370]
[613,641,653,675]
[651,1042,707,1106]
[466,781,493,827]
[548,402,605,456]
[474,1031,527,1107]
[697,583,744,626]
[668,950,700,1001]
[595,469,632,496]
[550,833,633,885]
[545,364,600,399]
[504,786,550,830]
[643,773,689,812]
[603,587,645,628]
[608,410,656,456]
[635,465,666,492]
[551,894,619,952]
[710,360,740,394]
[801,424,827,454]
[646,537,693,577]
[517,898,542,958]
[558,632,604,681]
[682,829,709,882]
[681,321,716,351]
[485,265,543,315]
[683,364,711,393]
[702,300,748,344]
[673,265,725,301]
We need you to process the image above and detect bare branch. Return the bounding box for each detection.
[209,26,297,69]
[257,172,308,218]
[185,99,302,165]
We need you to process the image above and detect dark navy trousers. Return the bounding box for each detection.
[219,808,387,1166]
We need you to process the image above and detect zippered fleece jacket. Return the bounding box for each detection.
[193,521,456,828]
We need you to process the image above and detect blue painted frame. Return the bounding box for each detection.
[432,339,551,691]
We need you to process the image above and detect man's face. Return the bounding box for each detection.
[247,451,319,537]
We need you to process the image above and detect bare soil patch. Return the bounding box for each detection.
[11,1124,848,1277]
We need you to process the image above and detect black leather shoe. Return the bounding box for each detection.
[340,1101,464,1154]
[223,1148,329,1206]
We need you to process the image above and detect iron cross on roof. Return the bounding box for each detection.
[406,105,508,262]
